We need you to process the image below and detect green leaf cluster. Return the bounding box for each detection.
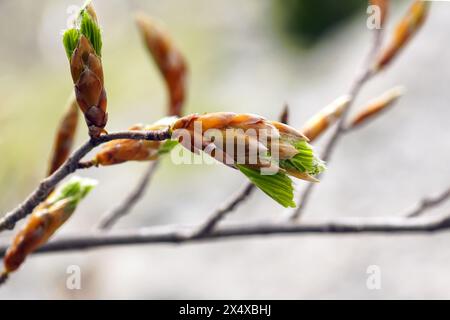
[62,3,102,59]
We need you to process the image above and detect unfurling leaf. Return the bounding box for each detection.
[79,9,102,57]
[301,95,352,142]
[171,112,325,207]
[63,1,107,138]
[62,29,81,60]
[47,96,79,176]
[2,177,96,277]
[350,86,405,129]
[375,0,430,70]
[237,164,295,208]
[279,140,326,181]
[135,13,188,117]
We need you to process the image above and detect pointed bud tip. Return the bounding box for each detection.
[134,12,163,34]
[330,95,352,113]
[389,86,406,98]
[280,103,289,124]
[83,1,98,24]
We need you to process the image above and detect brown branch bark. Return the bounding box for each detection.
[0,129,171,233]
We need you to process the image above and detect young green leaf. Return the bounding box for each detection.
[281,140,326,176]
[237,164,295,208]
[80,10,102,56]
[62,29,81,60]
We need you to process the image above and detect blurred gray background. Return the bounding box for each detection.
[0,0,449,299]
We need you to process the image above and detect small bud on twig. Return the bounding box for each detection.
[350,86,405,129]
[135,13,188,117]
[47,96,79,176]
[301,95,352,142]
[89,117,178,166]
[375,0,430,71]
[63,2,107,138]
[1,177,96,280]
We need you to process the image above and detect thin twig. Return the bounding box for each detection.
[0,129,171,233]
[3,212,450,257]
[77,160,96,169]
[97,161,160,230]
[193,182,255,237]
[406,187,450,218]
[290,28,384,220]
[0,273,8,285]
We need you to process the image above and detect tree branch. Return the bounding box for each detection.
[2,182,448,258]
[193,182,255,237]
[0,129,171,233]
[2,212,450,257]
[290,28,384,220]
[405,186,450,218]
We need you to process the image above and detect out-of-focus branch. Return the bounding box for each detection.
[0,129,171,233]
[3,211,450,257]
[405,187,450,218]
[289,24,384,220]
[96,161,160,230]
[293,0,430,219]
[1,184,449,257]
[193,182,255,237]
